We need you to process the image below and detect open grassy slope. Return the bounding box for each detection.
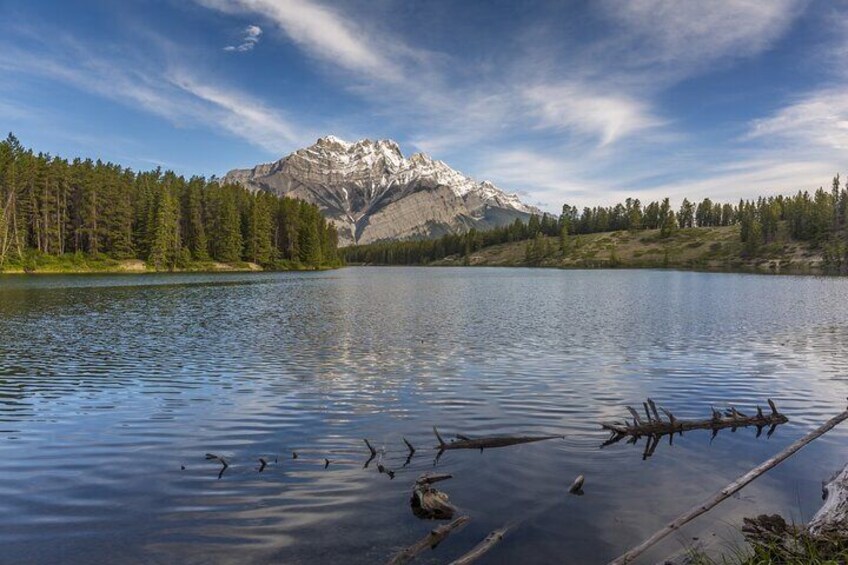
[432,225,827,275]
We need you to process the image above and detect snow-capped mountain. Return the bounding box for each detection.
[224,136,540,245]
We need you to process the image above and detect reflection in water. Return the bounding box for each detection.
[0,268,847,564]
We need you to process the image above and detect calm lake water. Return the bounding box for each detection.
[1,267,847,564]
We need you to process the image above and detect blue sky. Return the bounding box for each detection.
[1,0,846,212]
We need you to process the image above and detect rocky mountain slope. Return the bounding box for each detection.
[224,136,539,245]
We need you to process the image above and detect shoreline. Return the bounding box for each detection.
[0,258,340,275]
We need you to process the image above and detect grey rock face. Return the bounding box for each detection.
[224,136,540,246]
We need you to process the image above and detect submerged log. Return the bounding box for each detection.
[433,426,562,451]
[448,526,509,565]
[386,515,471,565]
[411,473,457,520]
[601,398,789,456]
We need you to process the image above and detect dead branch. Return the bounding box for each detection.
[602,398,789,457]
[608,405,848,565]
[448,526,509,565]
[386,515,471,565]
[403,437,416,455]
[205,453,229,479]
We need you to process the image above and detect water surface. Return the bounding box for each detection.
[1,267,846,564]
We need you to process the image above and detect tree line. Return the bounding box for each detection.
[344,177,848,270]
[0,134,340,270]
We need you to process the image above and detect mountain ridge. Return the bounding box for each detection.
[224,136,540,245]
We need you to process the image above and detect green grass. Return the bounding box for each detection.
[434,224,827,275]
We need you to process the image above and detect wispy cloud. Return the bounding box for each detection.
[0,29,306,154]
[748,89,848,151]
[224,24,262,52]
[594,0,806,79]
[168,70,303,151]
[523,83,662,146]
[199,0,407,80]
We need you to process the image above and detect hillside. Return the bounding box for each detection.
[431,225,827,275]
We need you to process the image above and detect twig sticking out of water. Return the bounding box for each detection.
[205,453,229,479]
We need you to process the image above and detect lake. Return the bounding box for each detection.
[1,267,846,564]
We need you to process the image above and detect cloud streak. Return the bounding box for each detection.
[224,24,262,52]
[0,29,305,155]
[199,0,405,80]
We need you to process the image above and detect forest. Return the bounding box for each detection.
[0,134,340,272]
[344,178,848,273]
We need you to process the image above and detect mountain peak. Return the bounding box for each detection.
[225,137,540,245]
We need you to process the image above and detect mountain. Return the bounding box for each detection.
[223,136,540,246]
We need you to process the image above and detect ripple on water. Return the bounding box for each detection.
[0,268,847,563]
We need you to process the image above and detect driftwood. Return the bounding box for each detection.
[386,515,471,565]
[411,473,457,520]
[433,427,562,452]
[602,398,788,458]
[609,405,848,565]
[448,526,509,565]
[809,461,848,538]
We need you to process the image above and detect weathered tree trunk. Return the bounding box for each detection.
[809,461,848,538]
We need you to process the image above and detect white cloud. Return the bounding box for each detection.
[749,89,848,151]
[224,24,262,52]
[0,33,305,155]
[523,83,662,146]
[597,0,805,76]
[168,71,302,152]
[200,0,403,80]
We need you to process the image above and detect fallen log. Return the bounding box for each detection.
[608,405,848,565]
[433,427,562,451]
[601,398,788,458]
[448,526,509,565]
[411,473,457,520]
[386,515,471,565]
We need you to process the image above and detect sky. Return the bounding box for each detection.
[1,0,847,212]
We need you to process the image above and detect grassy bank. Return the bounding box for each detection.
[0,252,337,274]
[430,225,827,275]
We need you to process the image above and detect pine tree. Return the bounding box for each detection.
[148,188,180,270]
